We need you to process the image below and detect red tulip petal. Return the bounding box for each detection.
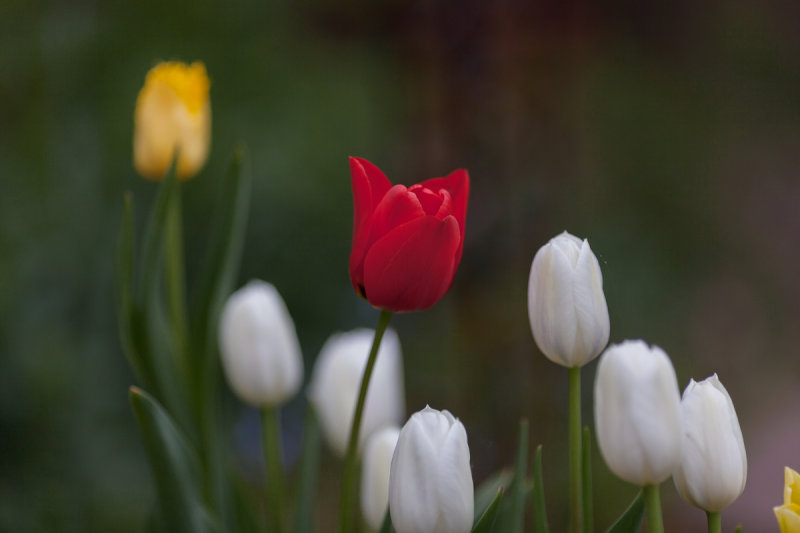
[363,215,460,312]
[369,185,426,245]
[420,169,469,264]
[349,157,393,294]
[350,185,427,293]
[409,185,443,215]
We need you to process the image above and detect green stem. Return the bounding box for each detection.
[165,184,190,386]
[262,407,285,533]
[340,309,393,533]
[706,511,721,533]
[568,366,582,533]
[643,484,664,533]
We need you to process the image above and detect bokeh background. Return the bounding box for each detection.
[2,0,799,531]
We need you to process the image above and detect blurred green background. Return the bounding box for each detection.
[2,0,799,531]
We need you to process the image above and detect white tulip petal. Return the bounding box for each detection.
[528,231,610,367]
[219,281,303,407]
[594,340,682,486]
[389,407,473,533]
[307,328,404,457]
[673,374,746,512]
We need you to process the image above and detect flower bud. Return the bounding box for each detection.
[361,427,401,531]
[133,61,211,180]
[775,467,800,533]
[218,281,303,407]
[673,374,747,512]
[307,328,404,457]
[528,231,610,367]
[389,406,473,533]
[594,340,682,486]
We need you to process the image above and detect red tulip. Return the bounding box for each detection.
[349,157,470,312]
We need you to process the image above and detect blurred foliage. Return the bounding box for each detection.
[2,0,800,531]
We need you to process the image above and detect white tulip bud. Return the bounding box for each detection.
[389,406,473,533]
[594,340,682,486]
[307,328,404,457]
[528,231,610,367]
[218,281,304,407]
[361,427,401,531]
[673,374,747,512]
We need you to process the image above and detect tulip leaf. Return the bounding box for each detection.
[532,445,549,533]
[116,192,146,381]
[510,419,530,533]
[293,407,322,533]
[474,469,514,521]
[733,527,742,533]
[604,490,644,533]
[190,143,251,386]
[129,386,218,533]
[138,157,178,307]
[582,426,594,533]
[472,487,504,533]
[379,511,394,533]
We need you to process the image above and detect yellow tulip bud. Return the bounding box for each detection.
[133,61,211,180]
[775,467,800,533]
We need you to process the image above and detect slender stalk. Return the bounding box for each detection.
[340,310,393,533]
[568,366,582,533]
[262,407,285,533]
[165,184,190,381]
[643,484,664,533]
[706,511,721,533]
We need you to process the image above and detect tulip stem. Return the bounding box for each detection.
[262,406,285,533]
[340,309,393,533]
[643,484,664,533]
[165,183,190,388]
[568,366,583,533]
[706,511,721,533]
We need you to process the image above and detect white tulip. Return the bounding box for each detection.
[594,340,682,486]
[307,328,404,457]
[361,427,401,531]
[218,280,303,407]
[673,374,747,512]
[389,406,473,533]
[528,231,610,367]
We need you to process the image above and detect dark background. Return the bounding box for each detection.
[2,0,799,531]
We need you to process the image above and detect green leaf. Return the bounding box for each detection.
[190,144,251,386]
[293,407,322,533]
[510,419,530,533]
[115,192,146,380]
[129,386,217,533]
[605,490,645,533]
[733,526,742,533]
[379,511,394,533]
[474,469,513,522]
[138,159,178,305]
[471,487,504,533]
[582,426,594,533]
[532,445,549,533]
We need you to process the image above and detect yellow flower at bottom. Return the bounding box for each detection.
[133,61,211,180]
[775,467,800,533]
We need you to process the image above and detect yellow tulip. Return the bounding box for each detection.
[133,61,211,180]
[775,467,800,533]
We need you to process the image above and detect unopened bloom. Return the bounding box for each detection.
[527,231,610,367]
[389,407,473,533]
[594,340,682,486]
[673,374,747,512]
[775,467,800,533]
[361,427,401,531]
[134,61,211,180]
[349,157,470,312]
[218,281,303,407]
[307,328,404,457]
